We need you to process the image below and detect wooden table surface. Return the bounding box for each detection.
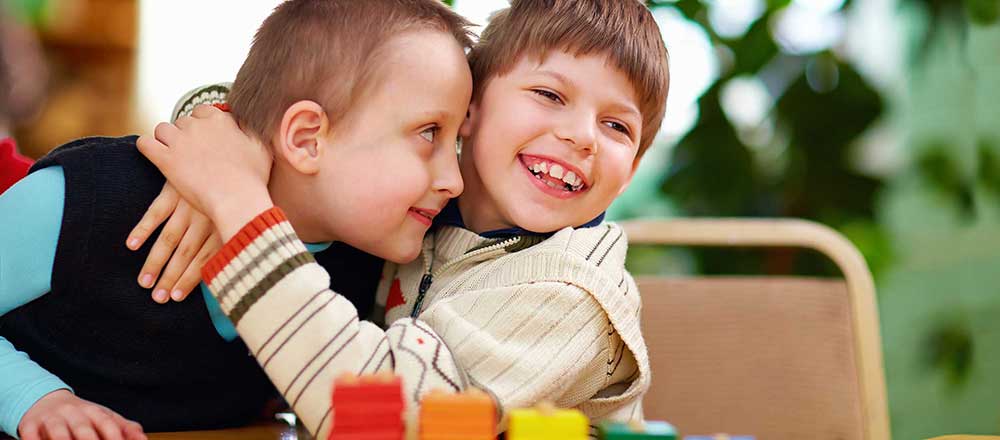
[148,422,306,440]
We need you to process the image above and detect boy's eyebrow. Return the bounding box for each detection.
[535,70,572,88]
[416,109,455,122]
[607,103,642,120]
[536,70,642,119]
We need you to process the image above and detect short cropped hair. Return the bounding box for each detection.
[228,0,474,143]
[469,0,669,159]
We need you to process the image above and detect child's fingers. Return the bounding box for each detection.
[136,134,170,168]
[155,216,212,302]
[173,115,194,130]
[18,420,41,440]
[143,205,193,303]
[41,418,73,440]
[191,103,222,119]
[81,406,124,440]
[70,424,100,440]
[171,232,221,302]
[152,121,181,146]
[59,407,99,440]
[109,412,145,440]
[128,184,179,252]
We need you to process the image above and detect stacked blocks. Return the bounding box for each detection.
[507,403,589,440]
[329,373,405,440]
[599,420,677,439]
[419,389,496,440]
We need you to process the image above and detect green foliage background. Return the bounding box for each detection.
[608,0,1000,438]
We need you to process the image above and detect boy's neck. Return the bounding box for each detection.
[456,195,510,234]
[267,162,332,243]
[455,155,514,234]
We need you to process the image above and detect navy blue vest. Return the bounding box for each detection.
[0,136,382,431]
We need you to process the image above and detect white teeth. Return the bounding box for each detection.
[549,164,564,179]
[526,159,585,190]
[562,171,577,186]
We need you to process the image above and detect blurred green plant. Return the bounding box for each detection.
[640,0,887,277]
[1,0,51,26]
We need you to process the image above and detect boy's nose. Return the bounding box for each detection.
[432,143,464,198]
[555,111,597,154]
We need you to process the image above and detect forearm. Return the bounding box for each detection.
[0,338,71,437]
[204,191,274,242]
[0,166,74,437]
[200,208,465,438]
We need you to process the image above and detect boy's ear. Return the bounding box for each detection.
[275,100,329,175]
[459,100,479,139]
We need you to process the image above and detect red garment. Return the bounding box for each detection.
[0,137,33,194]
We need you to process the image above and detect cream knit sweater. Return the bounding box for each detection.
[200,208,650,439]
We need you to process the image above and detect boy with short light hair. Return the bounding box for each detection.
[0,0,474,438]
[140,0,669,436]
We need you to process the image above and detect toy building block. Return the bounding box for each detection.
[599,420,677,439]
[507,402,589,440]
[419,389,496,440]
[329,372,406,440]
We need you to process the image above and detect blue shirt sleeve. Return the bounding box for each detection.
[0,166,73,438]
[203,285,238,341]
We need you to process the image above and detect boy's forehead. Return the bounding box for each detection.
[354,32,471,123]
[364,30,471,94]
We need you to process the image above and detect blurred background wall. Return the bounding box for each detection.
[1,0,999,437]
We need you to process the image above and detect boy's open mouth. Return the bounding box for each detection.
[519,154,587,193]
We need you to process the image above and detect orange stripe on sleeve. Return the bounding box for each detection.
[202,207,288,283]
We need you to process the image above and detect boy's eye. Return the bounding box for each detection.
[532,89,563,104]
[420,127,438,143]
[604,121,631,136]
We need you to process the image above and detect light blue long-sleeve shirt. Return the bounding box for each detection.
[0,166,327,437]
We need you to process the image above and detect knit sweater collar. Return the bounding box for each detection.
[433,199,605,239]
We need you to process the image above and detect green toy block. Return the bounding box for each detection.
[599,420,677,439]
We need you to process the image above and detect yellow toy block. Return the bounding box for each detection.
[507,403,589,440]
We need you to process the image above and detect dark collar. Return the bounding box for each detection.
[434,199,605,239]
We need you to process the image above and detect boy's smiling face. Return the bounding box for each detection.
[458,51,643,233]
[301,29,470,263]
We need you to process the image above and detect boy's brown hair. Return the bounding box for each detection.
[228,0,474,143]
[468,0,669,159]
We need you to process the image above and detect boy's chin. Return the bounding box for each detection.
[508,210,591,235]
[376,242,423,265]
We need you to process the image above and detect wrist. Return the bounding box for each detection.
[208,192,275,241]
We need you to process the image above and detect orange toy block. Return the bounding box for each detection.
[419,389,496,440]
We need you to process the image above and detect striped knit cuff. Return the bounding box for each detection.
[201,207,315,325]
